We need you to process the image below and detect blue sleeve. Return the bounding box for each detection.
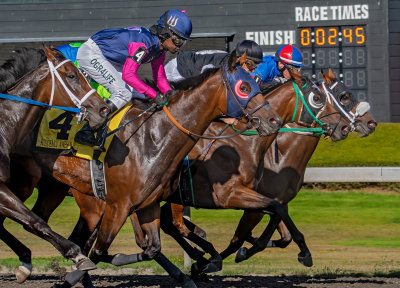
[55,43,82,66]
[251,55,280,83]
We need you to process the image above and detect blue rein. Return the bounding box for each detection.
[0,93,81,113]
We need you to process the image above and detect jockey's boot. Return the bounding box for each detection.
[74,99,118,151]
[74,122,103,150]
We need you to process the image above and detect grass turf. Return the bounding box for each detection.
[0,189,399,276]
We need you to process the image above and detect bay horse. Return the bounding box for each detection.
[12,51,283,287]
[161,69,377,279]
[0,47,110,280]
[26,68,350,285]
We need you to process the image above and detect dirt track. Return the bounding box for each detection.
[1,274,400,288]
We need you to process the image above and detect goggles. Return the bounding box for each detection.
[171,32,186,48]
[280,61,302,72]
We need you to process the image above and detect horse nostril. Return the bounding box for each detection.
[100,106,109,117]
[342,125,350,135]
[368,121,377,129]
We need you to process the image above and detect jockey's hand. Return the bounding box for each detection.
[154,92,168,110]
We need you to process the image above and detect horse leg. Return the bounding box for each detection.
[0,183,96,271]
[69,189,105,255]
[0,215,32,283]
[213,185,312,267]
[109,204,197,288]
[160,203,219,278]
[220,210,264,260]
[236,201,312,267]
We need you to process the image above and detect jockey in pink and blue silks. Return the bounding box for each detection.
[74,10,192,148]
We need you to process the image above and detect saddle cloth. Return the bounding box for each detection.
[34,104,131,162]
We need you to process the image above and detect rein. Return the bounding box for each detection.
[0,59,97,120]
[160,68,267,140]
[232,81,327,136]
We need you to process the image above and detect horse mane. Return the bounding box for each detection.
[170,67,219,91]
[260,81,285,95]
[0,47,66,93]
[132,68,220,110]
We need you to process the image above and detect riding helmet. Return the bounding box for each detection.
[275,45,304,67]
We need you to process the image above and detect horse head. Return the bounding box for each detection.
[263,68,350,141]
[42,47,110,129]
[223,51,283,136]
[321,68,377,137]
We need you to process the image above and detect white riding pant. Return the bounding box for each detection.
[77,38,142,109]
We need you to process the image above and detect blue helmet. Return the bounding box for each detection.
[157,10,192,40]
[275,45,304,67]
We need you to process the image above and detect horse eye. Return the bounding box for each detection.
[313,95,321,103]
[67,73,76,79]
[239,82,251,95]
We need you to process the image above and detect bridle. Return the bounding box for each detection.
[321,79,370,131]
[162,67,271,140]
[47,59,97,122]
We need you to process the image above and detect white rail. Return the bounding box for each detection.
[303,167,400,182]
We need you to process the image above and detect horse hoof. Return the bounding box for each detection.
[190,262,201,276]
[202,262,221,273]
[190,272,210,283]
[182,274,198,288]
[235,247,248,263]
[298,252,313,267]
[75,257,97,271]
[15,265,32,283]
[111,253,141,266]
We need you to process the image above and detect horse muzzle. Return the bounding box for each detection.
[252,114,283,137]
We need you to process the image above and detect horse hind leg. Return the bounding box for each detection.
[111,206,197,288]
[220,210,264,260]
[161,203,222,276]
[235,213,281,263]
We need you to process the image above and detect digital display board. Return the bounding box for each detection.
[297,26,367,101]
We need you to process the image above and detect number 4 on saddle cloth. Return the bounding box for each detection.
[33,105,131,200]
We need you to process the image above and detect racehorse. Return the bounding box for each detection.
[161,69,377,279]
[0,47,111,281]
[26,68,348,284]
[10,51,283,287]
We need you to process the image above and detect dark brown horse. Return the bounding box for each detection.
[11,51,282,287]
[0,47,111,281]
[29,68,349,285]
[161,69,377,278]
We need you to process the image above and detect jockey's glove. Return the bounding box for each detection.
[154,92,168,110]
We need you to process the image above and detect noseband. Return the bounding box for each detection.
[47,59,97,122]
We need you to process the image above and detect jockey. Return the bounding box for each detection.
[251,44,304,84]
[165,40,263,82]
[164,40,263,125]
[73,9,193,148]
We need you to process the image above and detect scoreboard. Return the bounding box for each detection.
[297,26,368,101]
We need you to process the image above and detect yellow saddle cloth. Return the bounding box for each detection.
[35,105,131,162]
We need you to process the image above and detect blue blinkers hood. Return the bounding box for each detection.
[223,64,262,119]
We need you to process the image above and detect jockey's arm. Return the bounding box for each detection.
[122,42,157,99]
[151,53,172,95]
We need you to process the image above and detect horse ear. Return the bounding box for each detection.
[321,69,331,85]
[328,68,336,79]
[43,47,57,61]
[227,50,238,73]
[237,51,247,66]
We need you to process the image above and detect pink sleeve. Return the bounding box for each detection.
[122,42,157,98]
[151,53,172,94]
